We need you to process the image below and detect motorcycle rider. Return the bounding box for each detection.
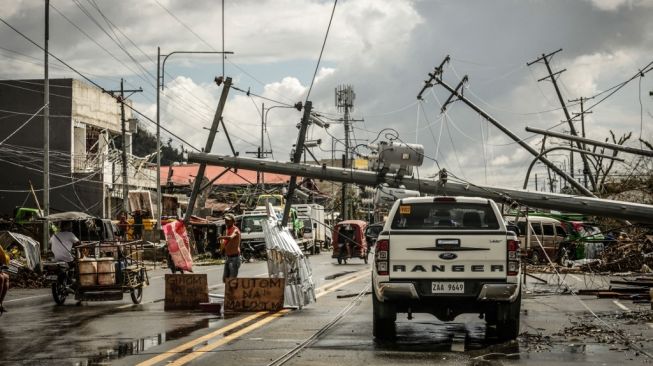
[218,214,241,282]
[51,221,81,262]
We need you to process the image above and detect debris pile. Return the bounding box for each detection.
[9,267,46,289]
[580,235,653,273]
[578,275,653,303]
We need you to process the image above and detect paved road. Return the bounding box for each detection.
[3,256,653,365]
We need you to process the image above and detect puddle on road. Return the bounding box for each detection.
[79,316,217,365]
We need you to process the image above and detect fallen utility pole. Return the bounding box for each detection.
[526,127,653,157]
[186,153,653,224]
[188,152,653,223]
[425,67,595,197]
[184,77,232,223]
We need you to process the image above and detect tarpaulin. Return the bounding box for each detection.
[163,221,193,272]
[0,231,41,271]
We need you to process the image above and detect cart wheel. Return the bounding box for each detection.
[337,257,342,265]
[130,286,143,304]
[52,277,67,305]
[364,252,369,264]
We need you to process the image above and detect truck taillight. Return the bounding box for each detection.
[507,238,520,276]
[376,239,389,276]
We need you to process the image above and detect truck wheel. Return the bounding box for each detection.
[373,289,396,341]
[496,290,521,341]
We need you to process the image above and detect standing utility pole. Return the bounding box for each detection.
[108,79,142,213]
[43,0,50,252]
[245,102,272,187]
[527,49,597,191]
[569,96,592,188]
[336,85,355,220]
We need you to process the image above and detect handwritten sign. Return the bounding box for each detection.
[164,274,208,310]
[224,278,285,313]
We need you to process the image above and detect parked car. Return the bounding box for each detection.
[506,216,567,264]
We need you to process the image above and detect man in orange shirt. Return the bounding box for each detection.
[218,214,241,282]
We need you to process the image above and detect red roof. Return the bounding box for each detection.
[160,164,291,186]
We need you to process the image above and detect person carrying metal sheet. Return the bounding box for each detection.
[219,214,241,282]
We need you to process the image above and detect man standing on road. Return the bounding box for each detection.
[51,222,81,262]
[219,214,241,282]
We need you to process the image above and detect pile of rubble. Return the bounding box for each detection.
[9,267,46,289]
[580,235,653,273]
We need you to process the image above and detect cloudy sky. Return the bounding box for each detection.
[1,0,652,190]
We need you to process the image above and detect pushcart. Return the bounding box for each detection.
[45,241,149,304]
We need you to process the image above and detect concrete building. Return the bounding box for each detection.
[0,78,156,218]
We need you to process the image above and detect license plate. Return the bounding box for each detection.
[46,275,58,281]
[432,281,464,294]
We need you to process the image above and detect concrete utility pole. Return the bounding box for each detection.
[423,65,596,198]
[335,85,355,220]
[245,103,272,187]
[527,49,597,191]
[187,153,653,224]
[108,79,142,213]
[43,0,50,252]
[281,101,313,227]
[184,77,232,223]
[569,96,592,188]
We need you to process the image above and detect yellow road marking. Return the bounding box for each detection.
[140,268,369,366]
[136,311,268,366]
[316,270,369,298]
[168,310,291,366]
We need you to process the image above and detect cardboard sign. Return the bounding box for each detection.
[224,278,285,313]
[164,274,208,310]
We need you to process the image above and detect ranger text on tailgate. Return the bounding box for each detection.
[372,196,521,341]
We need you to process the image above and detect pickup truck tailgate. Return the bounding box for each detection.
[389,230,507,279]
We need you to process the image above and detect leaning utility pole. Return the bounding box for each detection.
[527,49,597,191]
[107,79,143,213]
[420,57,596,197]
[43,0,50,252]
[281,101,313,227]
[336,85,355,220]
[184,77,232,223]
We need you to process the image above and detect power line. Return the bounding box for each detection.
[305,0,338,102]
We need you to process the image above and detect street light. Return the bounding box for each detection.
[156,48,233,232]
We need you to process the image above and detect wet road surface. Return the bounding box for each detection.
[3,255,653,365]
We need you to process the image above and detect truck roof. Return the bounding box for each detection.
[398,196,491,204]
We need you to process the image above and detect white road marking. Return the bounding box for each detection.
[569,274,582,282]
[613,300,630,311]
[5,294,49,303]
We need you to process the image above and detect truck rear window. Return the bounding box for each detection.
[391,202,500,230]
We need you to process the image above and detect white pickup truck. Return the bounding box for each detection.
[372,196,521,341]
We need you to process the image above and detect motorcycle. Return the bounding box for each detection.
[241,241,268,262]
[43,261,75,305]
